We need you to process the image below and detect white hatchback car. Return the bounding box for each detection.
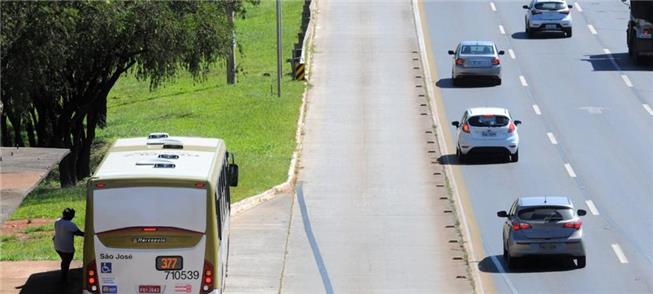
[524,0,574,38]
[451,107,521,162]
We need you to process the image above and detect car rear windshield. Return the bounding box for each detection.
[460,45,494,55]
[467,115,509,127]
[534,2,567,10]
[518,206,574,221]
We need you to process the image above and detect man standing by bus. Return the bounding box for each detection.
[53,208,84,283]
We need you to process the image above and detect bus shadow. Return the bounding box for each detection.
[582,52,653,71]
[478,255,578,273]
[15,268,82,294]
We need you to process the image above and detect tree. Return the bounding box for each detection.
[1,1,249,186]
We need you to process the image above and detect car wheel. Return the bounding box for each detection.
[452,77,460,87]
[504,245,517,269]
[576,256,586,268]
[496,78,502,86]
[457,147,466,164]
[511,150,519,162]
[565,28,572,38]
[526,22,533,38]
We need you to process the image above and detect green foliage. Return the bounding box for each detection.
[1,0,306,261]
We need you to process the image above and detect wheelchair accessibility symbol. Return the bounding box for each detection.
[101,262,112,273]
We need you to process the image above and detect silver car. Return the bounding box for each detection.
[448,41,504,86]
[497,196,587,269]
[524,0,574,38]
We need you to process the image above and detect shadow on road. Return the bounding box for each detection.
[582,52,653,71]
[15,268,82,294]
[511,31,567,40]
[436,78,498,89]
[478,255,578,273]
[438,154,511,166]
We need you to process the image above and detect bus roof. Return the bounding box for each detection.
[92,135,227,181]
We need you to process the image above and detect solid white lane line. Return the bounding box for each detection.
[547,132,558,145]
[564,163,577,178]
[519,75,528,86]
[588,24,598,35]
[575,2,583,12]
[508,49,516,59]
[490,2,497,11]
[612,244,629,264]
[585,200,600,215]
[643,104,653,116]
[603,48,611,55]
[532,104,542,115]
[621,74,633,87]
[499,25,506,35]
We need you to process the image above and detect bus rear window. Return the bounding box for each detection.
[93,187,207,234]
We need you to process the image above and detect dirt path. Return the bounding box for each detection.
[0,261,82,294]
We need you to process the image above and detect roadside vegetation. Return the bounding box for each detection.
[1,0,305,260]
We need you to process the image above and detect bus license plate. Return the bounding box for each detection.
[156,256,183,271]
[539,243,556,250]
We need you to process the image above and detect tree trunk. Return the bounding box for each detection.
[7,112,24,147]
[1,114,11,146]
[58,152,76,187]
[26,119,36,146]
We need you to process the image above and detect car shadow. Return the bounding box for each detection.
[478,255,578,273]
[511,31,567,40]
[438,154,511,166]
[436,78,498,89]
[582,52,653,71]
[15,268,82,294]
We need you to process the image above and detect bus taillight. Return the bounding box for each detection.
[85,260,99,293]
[200,260,215,293]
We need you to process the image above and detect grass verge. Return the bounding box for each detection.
[1,0,306,260]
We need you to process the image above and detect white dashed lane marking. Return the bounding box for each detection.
[532,104,542,115]
[575,2,583,12]
[490,2,497,11]
[499,25,506,35]
[508,49,516,59]
[585,200,600,215]
[603,48,611,55]
[643,104,653,116]
[621,74,633,87]
[588,24,598,35]
[611,244,629,264]
[519,75,528,86]
[564,163,577,178]
[547,132,558,145]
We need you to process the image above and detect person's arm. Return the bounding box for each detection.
[74,229,85,237]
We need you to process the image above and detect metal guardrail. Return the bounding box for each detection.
[291,0,312,81]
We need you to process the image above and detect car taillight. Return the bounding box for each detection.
[507,121,516,133]
[563,221,582,230]
[512,222,532,231]
[462,123,470,133]
[532,9,542,15]
[200,260,215,294]
[492,57,500,65]
[455,58,465,65]
[643,29,651,37]
[85,260,99,293]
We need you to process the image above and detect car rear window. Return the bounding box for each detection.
[534,2,566,10]
[460,45,494,55]
[467,115,509,127]
[518,206,574,221]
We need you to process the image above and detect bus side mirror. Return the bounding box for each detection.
[228,164,239,187]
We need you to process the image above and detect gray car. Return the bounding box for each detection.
[524,0,574,38]
[448,41,504,86]
[497,196,587,269]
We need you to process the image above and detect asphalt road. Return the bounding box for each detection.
[422,0,653,293]
[276,0,472,293]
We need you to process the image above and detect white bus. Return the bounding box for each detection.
[82,133,238,294]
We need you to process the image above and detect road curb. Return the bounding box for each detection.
[411,0,487,293]
[231,0,318,216]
